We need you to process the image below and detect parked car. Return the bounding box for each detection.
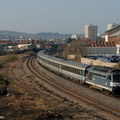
[110,56,119,62]
[87,56,97,60]
[97,56,110,62]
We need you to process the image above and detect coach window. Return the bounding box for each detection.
[81,70,82,75]
[64,65,68,71]
[75,69,77,74]
[74,69,76,74]
[66,66,69,71]
[74,68,77,74]
[62,65,64,70]
[70,67,73,72]
[76,69,78,74]
[74,68,75,73]
[57,64,59,68]
[79,70,81,75]
[74,68,76,73]
[71,67,73,72]
[81,70,84,76]
[65,66,68,71]
[61,65,63,69]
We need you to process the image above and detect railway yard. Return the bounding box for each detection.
[0,54,120,120]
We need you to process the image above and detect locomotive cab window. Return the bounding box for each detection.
[113,74,120,82]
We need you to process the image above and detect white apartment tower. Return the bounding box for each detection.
[85,24,97,41]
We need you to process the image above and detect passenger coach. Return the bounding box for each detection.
[37,50,90,83]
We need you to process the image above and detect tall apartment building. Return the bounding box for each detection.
[85,24,97,41]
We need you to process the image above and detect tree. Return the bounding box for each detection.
[65,38,73,43]
[0,74,3,80]
[63,38,88,59]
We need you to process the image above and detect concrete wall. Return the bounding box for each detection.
[81,57,119,68]
[86,47,117,55]
[67,55,119,68]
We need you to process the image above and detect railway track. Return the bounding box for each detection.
[11,56,45,95]
[24,56,120,120]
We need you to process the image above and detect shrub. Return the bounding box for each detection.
[0,73,3,80]
[24,51,35,56]
[0,74,9,85]
[0,79,9,85]
[4,54,18,62]
[0,64,3,68]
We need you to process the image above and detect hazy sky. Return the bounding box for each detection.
[0,0,119,34]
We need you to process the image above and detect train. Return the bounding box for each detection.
[37,50,120,96]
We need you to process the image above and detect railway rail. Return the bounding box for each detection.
[24,56,120,120]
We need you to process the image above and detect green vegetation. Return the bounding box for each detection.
[24,51,36,56]
[0,50,18,55]
[0,63,3,68]
[0,79,9,85]
[0,73,3,80]
[0,73,9,85]
[4,54,18,62]
[65,38,74,43]
[0,49,30,56]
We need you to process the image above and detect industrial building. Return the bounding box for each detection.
[105,24,120,44]
[86,41,118,56]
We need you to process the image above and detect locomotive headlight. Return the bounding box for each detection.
[110,82,113,86]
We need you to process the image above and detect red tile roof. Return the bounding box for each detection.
[87,41,116,47]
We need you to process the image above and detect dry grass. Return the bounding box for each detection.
[0,54,105,120]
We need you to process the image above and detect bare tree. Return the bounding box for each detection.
[63,38,88,59]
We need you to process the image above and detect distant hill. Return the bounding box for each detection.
[0,30,84,41]
[36,32,72,40]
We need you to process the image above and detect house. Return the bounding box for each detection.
[0,41,17,51]
[17,40,32,50]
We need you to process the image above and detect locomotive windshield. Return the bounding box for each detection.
[113,74,120,82]
[112,70,120,82]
